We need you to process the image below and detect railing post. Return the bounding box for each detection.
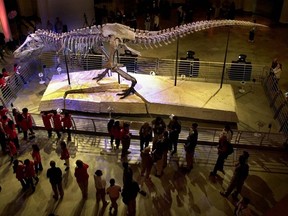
[92,119,97,133]
[274,100,288,119]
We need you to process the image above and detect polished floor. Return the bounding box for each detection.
[1,11,288,216]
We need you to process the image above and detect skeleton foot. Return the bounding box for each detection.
[92,68,109,81]
[117,87,136,99]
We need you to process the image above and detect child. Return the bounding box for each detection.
[8,140,17,164]
[6,120,19,149]
[52,110,62,139]
[112,121,121,149]
[31,144,43,174]
[61,111,72,141]
[41,111,53,138]
[94,170,109,205]
[21,108,35,140]
[13,160,27,190]
[106,178,121,215]
[60,141,70,171]
[107,119,115,149]
[140,146,153,179]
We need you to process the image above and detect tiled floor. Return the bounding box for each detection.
[0,130,288,216]
[1,10,288,216]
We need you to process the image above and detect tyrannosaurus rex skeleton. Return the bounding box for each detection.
[14,20,266,99]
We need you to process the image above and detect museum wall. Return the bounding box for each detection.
[36,0,94,31]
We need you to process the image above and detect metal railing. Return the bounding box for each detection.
[0,59,39,106]
[263,71,288,136]
[38,52,267,83]
[1,52,287,149]
[30,113,287,150]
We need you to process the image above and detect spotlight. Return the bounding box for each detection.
[38,72,45,84]
[57,67,62,74]
[150,71,156,76]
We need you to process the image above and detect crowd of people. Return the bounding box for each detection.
[1,106,254,215]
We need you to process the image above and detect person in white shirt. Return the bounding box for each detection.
[94,170,109,205]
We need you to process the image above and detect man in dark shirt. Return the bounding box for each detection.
[47,160,64,200]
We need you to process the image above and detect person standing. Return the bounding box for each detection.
[272,62,282,82]
[8,140,17,165]
[184,123,198,171]
[6,120,19,149]
[140,146,153,179]
[61,111,72,141]
[24,159,39,192]
[151,116,166,149]
[54,17,63,33]
[94,170,109,205]
[153,135,164,177]
[168,115,181,155]
[122,162,133,186]
[60,141,70,171]
[46,160,64,200]
[144,13,151,31]
[106,178,121,215]
[121,178,140,216]
[52,110,62,139]
[74,160,89,199]
[41,111,53,138]
[120,122,132,157]
[0,120,6,153]
[21,108,35,140]
[220,155,249,200]
[31,144,43,174]
[210,134,229,176]
[153,13,160,31]
[13,160,27,190]
[161,130,172,169]
[107,119,115,149]
[139,122,152,151]
[112,121,121,149]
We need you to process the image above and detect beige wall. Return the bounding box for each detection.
[37,0,94,31]
[280,0,288,23]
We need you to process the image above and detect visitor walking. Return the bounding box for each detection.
[106,178,121,215]
[184,123,198,171]
[46,160,64,200]
[74,160,89,199]
[94,170,109,205]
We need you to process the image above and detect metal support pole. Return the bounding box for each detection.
[220,27,230,89]
[174,35,180,86]
[64,53,71,85]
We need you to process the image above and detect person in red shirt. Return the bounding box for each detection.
[60,141,70,171]
[6,120,19,149]
[13,160,27,190]
[52,110,62,139]
[0,114,11,133]
[1,68,9,77]
[12,107,22,133]
[31,144,43,174]
[74,160,89,199]
[112,121,122,150]
[0,73,7,88]
[0,121,6,153]
[24,159,39,192]
[41,111,53,138]
[120,122,132,157]
[8,140,17,164]
[61,111,72,141]
[0,105,8,117]
[21,108,35,140]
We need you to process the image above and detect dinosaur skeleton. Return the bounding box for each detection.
[14,20,266,98]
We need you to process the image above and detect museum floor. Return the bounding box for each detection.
[1,12,288,216]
